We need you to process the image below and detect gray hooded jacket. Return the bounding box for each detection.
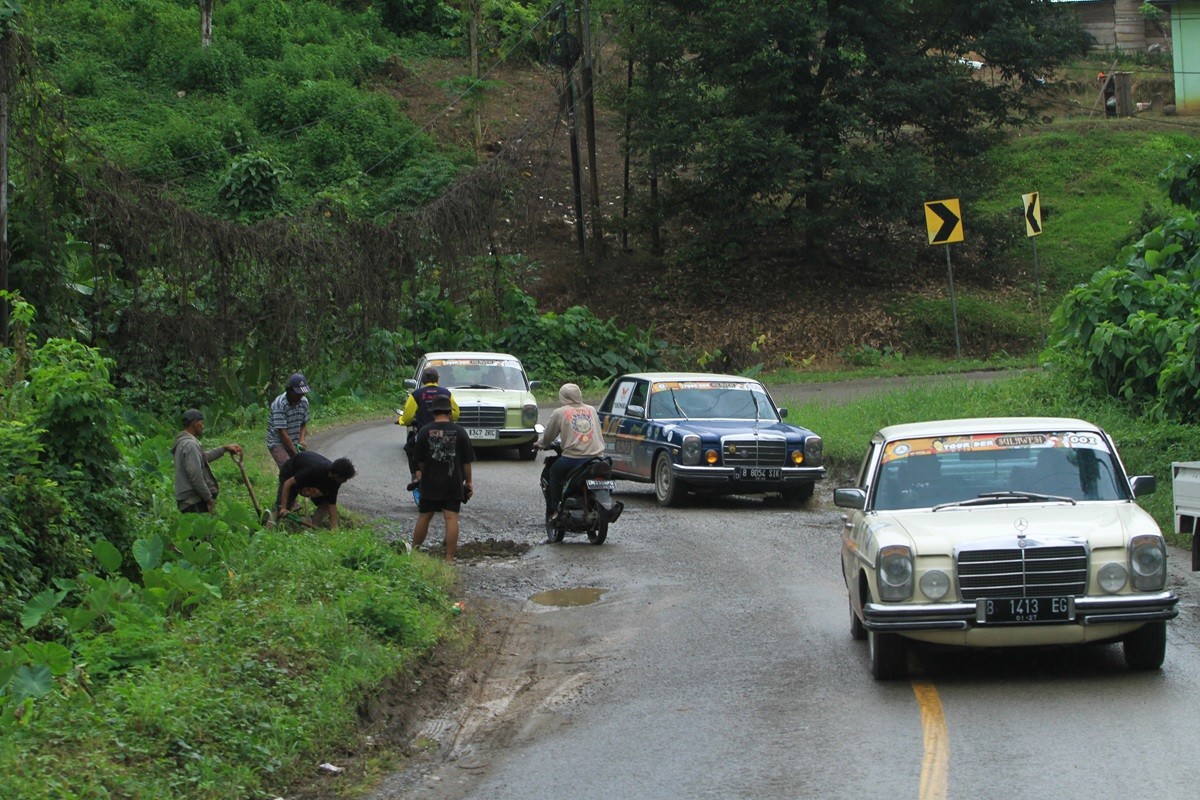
[538,383,605,458]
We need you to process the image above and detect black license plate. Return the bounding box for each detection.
[978,596,1073,624]
[734,467,782,481]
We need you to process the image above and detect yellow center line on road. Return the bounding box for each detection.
[913,681,949,800]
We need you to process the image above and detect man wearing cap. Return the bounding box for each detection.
[172,409,243,514]
[412,394,475,562]
[267,373,312,468]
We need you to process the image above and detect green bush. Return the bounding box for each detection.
[1053,212,1200,419]
[137,112,228,179]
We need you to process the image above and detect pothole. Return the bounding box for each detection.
[449,539,532,560]
[529,587,608,607]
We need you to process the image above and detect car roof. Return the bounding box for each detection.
[875,417,1105,441]
[423,351,521,362]
[618,372,764,384]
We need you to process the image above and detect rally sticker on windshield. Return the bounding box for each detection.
[881,432,1106,463]
[651,381,753,392]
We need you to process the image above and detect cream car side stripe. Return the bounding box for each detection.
[913,681,949,800]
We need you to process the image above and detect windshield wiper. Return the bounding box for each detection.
[933,490,1077,511]
[668,388,689,420]
[460,384,499,389]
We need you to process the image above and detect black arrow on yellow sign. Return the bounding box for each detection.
[1022,191,1042,237]
[924,199,964,245]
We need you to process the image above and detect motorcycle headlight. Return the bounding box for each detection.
[877,545,914,602]
[681,435,701,465]
[1097,562,1128,594]
[919,569,951,601]
[1129,535,1167,591]
[522,403,539,427]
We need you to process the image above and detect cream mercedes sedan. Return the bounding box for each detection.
[836,417,1179,680]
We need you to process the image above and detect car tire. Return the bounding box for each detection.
[1122,620,1167,670]
[849,596,867,641]
[654,452,686,507]
[868,628,907,680]
[518,442,537,461]
[587,518,608,545]
[780,482,815,507]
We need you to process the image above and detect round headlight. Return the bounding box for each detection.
[791,450,804,465]
[1098,562,1127,594]
[919,570,951,601]
[705,449,719,465]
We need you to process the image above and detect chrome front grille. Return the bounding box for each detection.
[458,405,507,428]
[956,545,1088,600]
[723,436,787,468]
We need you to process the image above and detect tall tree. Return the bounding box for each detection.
[618,0,1088,266]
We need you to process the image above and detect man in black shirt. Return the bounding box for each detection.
[412,395,476,561]
[276,451,357,530]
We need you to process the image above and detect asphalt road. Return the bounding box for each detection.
[315,395,1200,800]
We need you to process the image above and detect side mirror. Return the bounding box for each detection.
[626,404,646,419]
[403,378,417,390]
[834,488,867,510]
[778,407,789,419]
[1130,475,1157,497]
[529,380,542,391]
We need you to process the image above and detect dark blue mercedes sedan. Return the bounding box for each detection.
[597,373,825,507]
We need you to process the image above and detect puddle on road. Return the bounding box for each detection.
[530,587,608,607]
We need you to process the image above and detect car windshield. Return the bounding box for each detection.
[871,431,1129,511]
[427,359,527,391]
[647,381,778,421]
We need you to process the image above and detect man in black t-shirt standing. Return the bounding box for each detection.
[412,395,476,562]
[276,451,357,530]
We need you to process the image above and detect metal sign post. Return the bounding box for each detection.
[924,198,965,360]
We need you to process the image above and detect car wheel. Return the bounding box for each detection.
[1122,620,1167,670]
[518,442,537,461]
[654,452,686,507]
[545,515,564,544]
[849,596,866,641]
[780,482,815,507]
[587,518,608,545]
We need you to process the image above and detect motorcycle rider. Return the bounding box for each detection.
[536,383,604,522]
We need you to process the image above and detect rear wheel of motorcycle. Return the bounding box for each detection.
[545,515,565,543]
[654,452,686,507]
[587,518,608,545]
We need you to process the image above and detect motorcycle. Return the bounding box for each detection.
[540,443,624,545]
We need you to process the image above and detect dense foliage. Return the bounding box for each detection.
[616,0,1089,271]
[0,297,458,798]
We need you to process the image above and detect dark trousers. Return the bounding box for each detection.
[181,500,209,514]
[546,455,589,515]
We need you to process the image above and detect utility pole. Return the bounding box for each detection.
[0,10,16,346]
[199,0,214,48]
[468,0,482,150]
[557,4,586,254]
[574,0,604,256]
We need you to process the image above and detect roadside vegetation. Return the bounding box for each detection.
[3,0,1200,797]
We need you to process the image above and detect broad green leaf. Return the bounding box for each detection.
[92,540,122,574]
[20,589,67,630]
[133,536,165,571]
[10,665,52,703]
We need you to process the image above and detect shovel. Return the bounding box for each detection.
[231,450,271,527]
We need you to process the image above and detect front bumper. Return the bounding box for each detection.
[470,426,539,447]
[863,590,1179,632]
[672,464,826,488]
